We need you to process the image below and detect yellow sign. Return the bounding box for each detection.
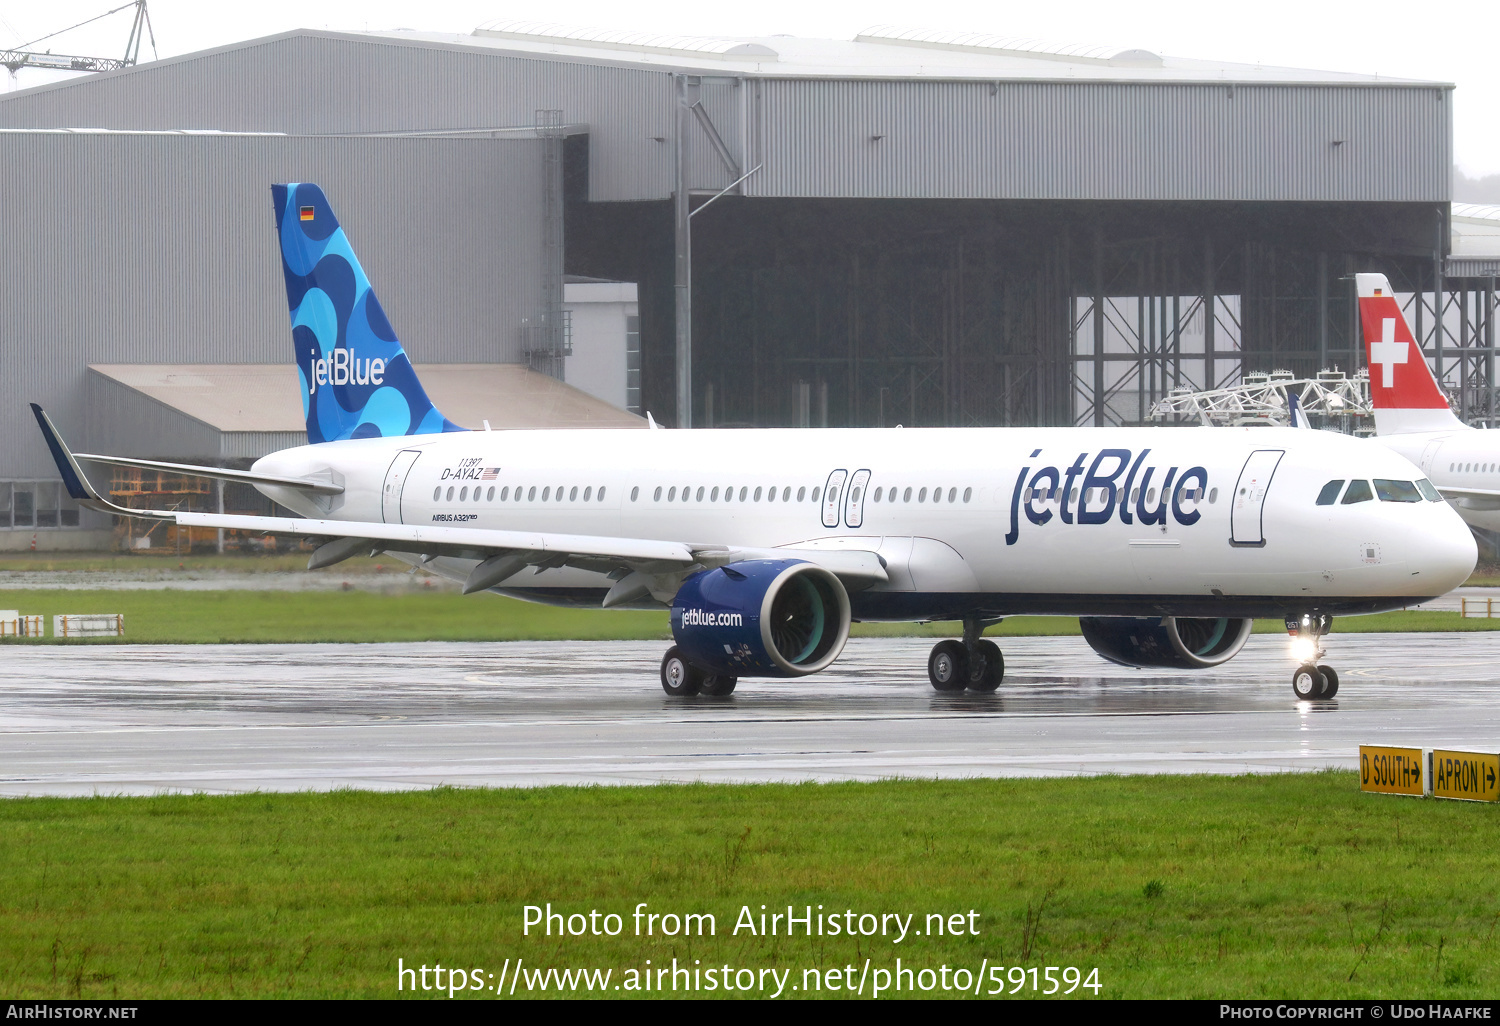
[1359,746,1424,796]
[1430,750,1500,803]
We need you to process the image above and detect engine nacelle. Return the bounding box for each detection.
[670,559,851,677]
[1079,616,1253,669]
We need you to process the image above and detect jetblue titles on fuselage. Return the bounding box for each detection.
[1006,448,1208,545]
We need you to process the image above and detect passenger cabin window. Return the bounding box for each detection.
[1375,480,1422,503]
[1417,479,1443,502]
[1316,480,1344,505]
[1341,480,1374,504]
[797,487,807,502]
[433,486,441,501]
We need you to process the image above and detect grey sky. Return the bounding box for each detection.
[4,0,1494,176]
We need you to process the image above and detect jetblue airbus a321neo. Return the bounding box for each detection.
[31,185,1477,701]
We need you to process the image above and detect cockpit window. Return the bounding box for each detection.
[1374,479,1422,503]
[1315,480,1344,506]
[1341,480,1374,504]
[1417,479,1443,502]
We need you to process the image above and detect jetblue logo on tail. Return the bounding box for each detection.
[309,349,385,393]
[272,183,463,444]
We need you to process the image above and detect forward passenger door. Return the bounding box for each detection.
[1230,449,1284,546]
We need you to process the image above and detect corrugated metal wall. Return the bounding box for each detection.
[0,32,1451,205]
[1,130,544,478]
[0,33,675,203]
[84,374,227,461]
[747,79,1450,202]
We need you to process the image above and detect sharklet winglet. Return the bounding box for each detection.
[29,404,103,504]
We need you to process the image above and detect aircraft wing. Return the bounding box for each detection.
[30,403,886,601]
[1436,485,1500,510]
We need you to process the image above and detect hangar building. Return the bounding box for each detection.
[0,21,1468,547]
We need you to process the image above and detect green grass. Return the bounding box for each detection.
[0,589,673,644]
[2,588,1498,644]
[1,774,1497,999]
[0,551,346,573]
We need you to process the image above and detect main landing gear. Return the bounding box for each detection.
[1287,613,1338,701]
[660,646,737,698]
[928,617,1004,693]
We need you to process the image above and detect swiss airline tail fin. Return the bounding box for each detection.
[272,183,463,445]
[1356,272,1463,435]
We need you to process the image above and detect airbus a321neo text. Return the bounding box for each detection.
[30,185,1476,702]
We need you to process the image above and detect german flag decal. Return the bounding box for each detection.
[299,206,315,221]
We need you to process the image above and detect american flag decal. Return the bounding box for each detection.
[480,468,501,481]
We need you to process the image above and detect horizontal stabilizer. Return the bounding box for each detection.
[78,453,344,495]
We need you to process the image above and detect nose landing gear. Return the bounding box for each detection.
[1287,614,1338,701]
[927,617,1004,693]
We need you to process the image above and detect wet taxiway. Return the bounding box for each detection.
[2,634,1498,795]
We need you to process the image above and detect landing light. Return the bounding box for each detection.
[1290,637,1319,662]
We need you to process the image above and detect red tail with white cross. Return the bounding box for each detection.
[1356,272,1462,435]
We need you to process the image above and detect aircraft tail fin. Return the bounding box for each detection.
[272,183,464,444]
[1356,272,1463,435]
[1287,391,1308,430]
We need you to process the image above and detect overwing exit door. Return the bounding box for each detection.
[382,450,422,524]
[844,469,871,528]
[1230,449,1284,546]
[821,469,848,528]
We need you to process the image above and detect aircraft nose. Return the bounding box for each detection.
[1419,513,1477,594]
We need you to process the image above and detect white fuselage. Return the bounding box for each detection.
[1373,428,1500,533]
[252,424,1475,619]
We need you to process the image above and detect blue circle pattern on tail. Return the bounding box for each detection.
[272,183,464,444]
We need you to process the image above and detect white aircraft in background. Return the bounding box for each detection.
[30,187,1477,702]
[1358,272,1500,534]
